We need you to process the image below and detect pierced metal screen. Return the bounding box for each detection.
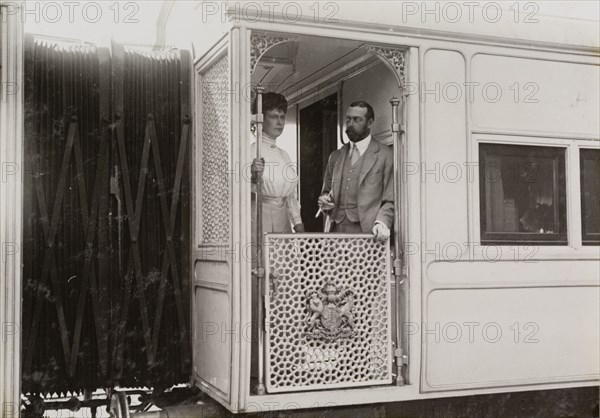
[201,56,230,244]
[264,234,393,392]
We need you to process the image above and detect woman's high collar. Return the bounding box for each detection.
[262,132,277,148]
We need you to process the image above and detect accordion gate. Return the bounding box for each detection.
[264,234,393,392]
[22,37,191,396]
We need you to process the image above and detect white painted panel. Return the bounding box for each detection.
[424,49,468,247]
[192,41,238,411]
[326,2,599,47]
[165,2,229,53]
[427,259,600,286]
[471,54,600,136]
[168,2,600,49]
[342,61,400,145]
[194,286,232,396]
[196,258,230,287]
[423,287,600,390]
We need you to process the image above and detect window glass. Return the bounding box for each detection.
[479,144,567,245]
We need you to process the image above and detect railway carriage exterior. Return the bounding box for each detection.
[0,1,598,416]
[161,2,599,414]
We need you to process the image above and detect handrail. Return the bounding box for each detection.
[390,97,406,385]
[254,85,267,395]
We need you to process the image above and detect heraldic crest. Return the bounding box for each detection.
[305,281,355,341]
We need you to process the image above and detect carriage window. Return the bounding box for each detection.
[479,144,567,245]
[580,149,600,245]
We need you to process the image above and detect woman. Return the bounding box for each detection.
[251,92,305,234]
[249,93,303,389]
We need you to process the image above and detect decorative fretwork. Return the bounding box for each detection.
[363,44,407,90]
[201,56,230,244]
[250,32,296,73]
[264,234,392,392]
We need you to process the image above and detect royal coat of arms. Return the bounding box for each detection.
[305,282,355,341]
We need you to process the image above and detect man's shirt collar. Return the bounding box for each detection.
[351,134,371,156]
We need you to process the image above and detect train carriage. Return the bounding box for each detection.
[0,1,598,416]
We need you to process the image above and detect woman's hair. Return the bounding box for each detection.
[252,92,288,114]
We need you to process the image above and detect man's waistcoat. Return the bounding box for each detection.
[334,151,365,223]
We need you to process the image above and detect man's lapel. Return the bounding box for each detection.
[332,145,348,203]
[359,139,379,186]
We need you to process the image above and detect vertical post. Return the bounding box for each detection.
[0,3,24,416]
[390,97,406,385]
[254,85,266,395]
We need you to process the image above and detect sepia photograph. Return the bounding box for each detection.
[0,1,599,417]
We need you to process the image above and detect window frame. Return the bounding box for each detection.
[580,148,600,246]
[478,143,568,246]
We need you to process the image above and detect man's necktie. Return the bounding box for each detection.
[349,144,359,165]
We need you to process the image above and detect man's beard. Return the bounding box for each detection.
[346,128,365,142]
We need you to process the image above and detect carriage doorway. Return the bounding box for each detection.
[299,93,338,232]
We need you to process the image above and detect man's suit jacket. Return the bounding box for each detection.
[321,139,394,233]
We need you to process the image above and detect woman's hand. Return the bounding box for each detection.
[251,157,265,183]
[293,223,305,233]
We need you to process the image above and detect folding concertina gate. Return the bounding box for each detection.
[21,36,192,397]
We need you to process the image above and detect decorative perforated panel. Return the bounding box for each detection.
[264,234,393,392]
[201,56,230,244]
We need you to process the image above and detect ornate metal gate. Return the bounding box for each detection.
[22,36,191,397]
[264,233,393,392]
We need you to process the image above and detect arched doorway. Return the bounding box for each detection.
[249,32,409,393]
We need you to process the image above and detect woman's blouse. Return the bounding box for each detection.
[250,133,302,226]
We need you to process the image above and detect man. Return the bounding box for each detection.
[318,101,393,241]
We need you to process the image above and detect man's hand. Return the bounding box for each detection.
[293,223,305,233]
[251,157,265,183]
[318,193,335,211]
[372,222,390,242]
